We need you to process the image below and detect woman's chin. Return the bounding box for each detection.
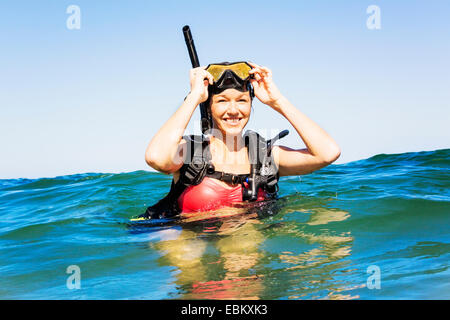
[221,124,244,135]
[225,128,243,135]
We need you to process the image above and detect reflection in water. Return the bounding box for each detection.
[277,201,361,299]
[155,214,265,299]
[152,199,361,299]
[155,229,208,285]
[305,208,350,226]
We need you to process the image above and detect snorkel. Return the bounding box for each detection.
[182,25,212,134]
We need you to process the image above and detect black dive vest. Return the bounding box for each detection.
[140,130,289,219]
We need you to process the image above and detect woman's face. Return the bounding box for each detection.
[209,88,252,136]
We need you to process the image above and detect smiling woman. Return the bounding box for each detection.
[139,60,340,219]
[209,89,251,134]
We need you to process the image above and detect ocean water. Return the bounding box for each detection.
[0,149,449,300]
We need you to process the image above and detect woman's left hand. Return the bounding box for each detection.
[248,62,283,109]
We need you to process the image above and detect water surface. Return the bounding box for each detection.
[1,149,449,299]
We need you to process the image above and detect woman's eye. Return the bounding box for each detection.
[239,99,248,102]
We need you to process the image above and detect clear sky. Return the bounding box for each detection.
[0,0,449,179]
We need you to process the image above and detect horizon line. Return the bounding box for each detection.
[1,147,447,181]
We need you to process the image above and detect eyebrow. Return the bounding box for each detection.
[215,94,248,99]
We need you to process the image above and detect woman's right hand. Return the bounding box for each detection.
[189,67,214,104]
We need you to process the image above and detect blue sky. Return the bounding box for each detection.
[0,0,449,179]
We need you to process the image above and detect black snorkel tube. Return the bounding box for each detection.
[182,25,211,134]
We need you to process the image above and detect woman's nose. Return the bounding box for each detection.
[227,102,239,114]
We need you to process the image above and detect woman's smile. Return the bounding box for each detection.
[222,117,243,126]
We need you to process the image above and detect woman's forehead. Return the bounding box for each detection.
[213,89,250,98]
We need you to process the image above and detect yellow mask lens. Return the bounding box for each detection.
[206,62,252,82]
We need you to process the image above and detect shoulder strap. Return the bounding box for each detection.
[179,134,211,186]
[244,130,279,174]
[244,130,267,171]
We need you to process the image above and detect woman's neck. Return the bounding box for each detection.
[209,132,249,171]
[210,132,245,152]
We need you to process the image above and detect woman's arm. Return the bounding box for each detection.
[248,62,340,176]
[145,67,213,174]
[271,96,341,176]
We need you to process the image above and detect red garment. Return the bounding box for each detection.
[178,177,267,213]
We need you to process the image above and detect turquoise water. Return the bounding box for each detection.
[1,149,449,300]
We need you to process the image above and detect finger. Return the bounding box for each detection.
[254,69,270,82]
[249,67,263,78]
[254,66,268,76]
[190,68,201,78]
[248,67,260,74]
[248,61,261,68]
[249,64,262,72]
[250,78,260,90]
[202,73,213,85]
[205,71,214,85]
[254,72,262,82]
[193,69,211,84]
[260,66,272,78]
[202,74,212,85]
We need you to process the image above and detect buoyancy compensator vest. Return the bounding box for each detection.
[139,130,289,219]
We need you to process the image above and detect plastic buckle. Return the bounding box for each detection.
[220,172,236,184]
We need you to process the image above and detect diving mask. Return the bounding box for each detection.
[205,61,254,95]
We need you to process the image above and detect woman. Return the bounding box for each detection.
[144,62,340,216]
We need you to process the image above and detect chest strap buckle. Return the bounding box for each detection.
[220,172,238,184]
